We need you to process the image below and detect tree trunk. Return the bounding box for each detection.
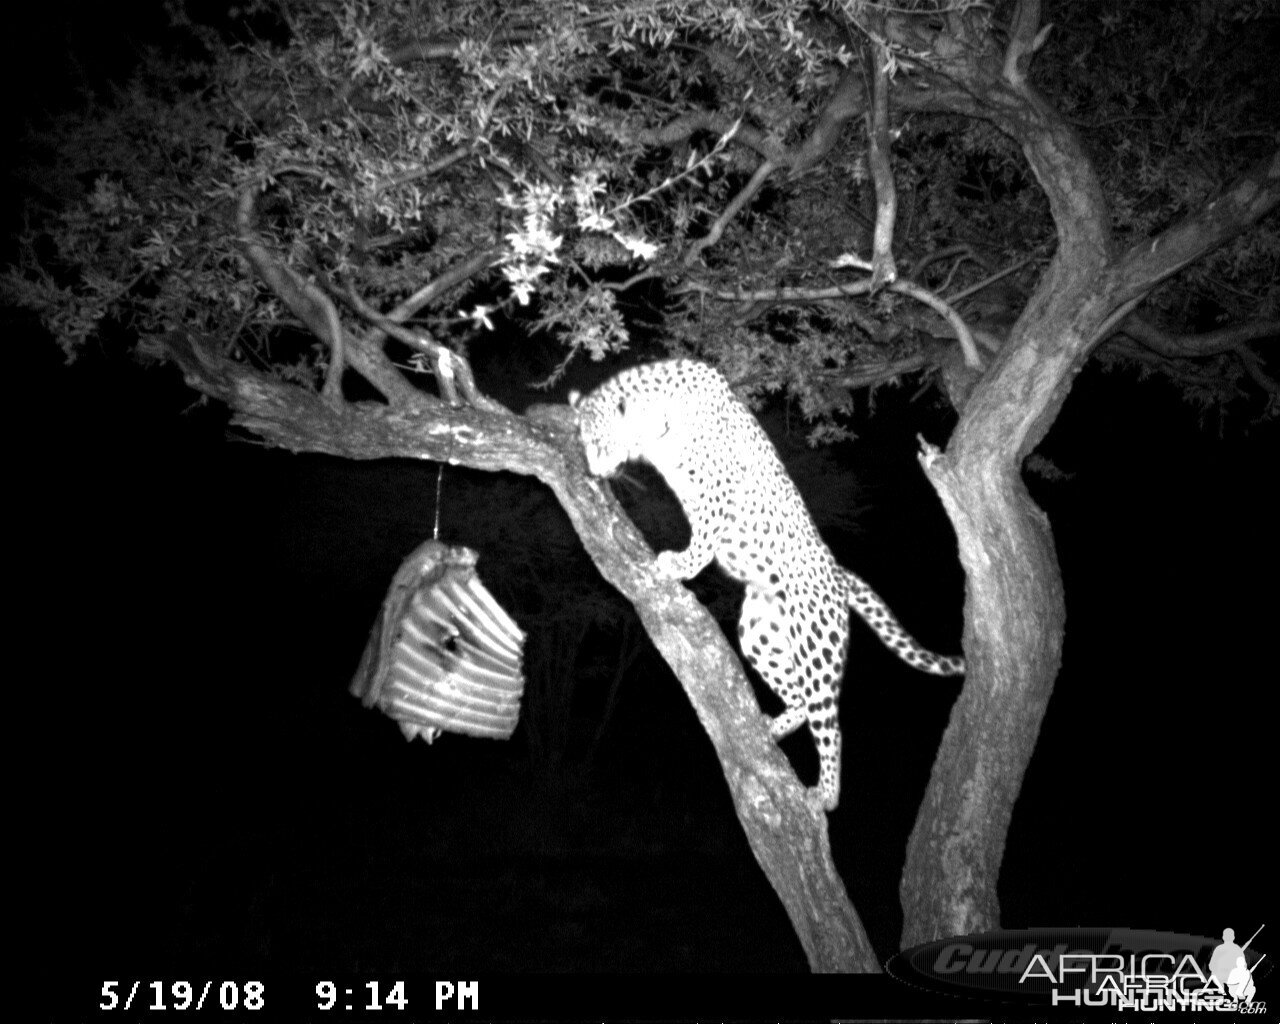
[903,440,1063,942]
[166,338,880,971]
[898,148,1277,945]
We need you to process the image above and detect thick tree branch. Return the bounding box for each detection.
[386,248,503,326]
[893,279,982,369]
[230,177,426,405]
[339,280,510,414]
[632,60,870,182]
[822,353,935,391]
[683,159,778,267]
[885,6,1112,268]
[1001,0,1053,87]
[236,184,347,401]
[1108,150,1280,305]
[1116,312,1280,358]
[1106,312,1280,402]
[864,39,898,290]
[1103,336,1252,400]
[232,172,510,412]
[679,274,982,369]
[164,333,880,972]
[631,111,786,164]
[789,69,866,175]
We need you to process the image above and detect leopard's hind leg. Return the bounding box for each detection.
[738,584,849,810]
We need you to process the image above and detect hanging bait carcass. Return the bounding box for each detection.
[350,540,525,743]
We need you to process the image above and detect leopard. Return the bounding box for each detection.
[571,358,964,811]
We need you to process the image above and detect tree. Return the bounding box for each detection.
[7,0,1277,973]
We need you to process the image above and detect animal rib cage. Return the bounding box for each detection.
[350,539,525,743]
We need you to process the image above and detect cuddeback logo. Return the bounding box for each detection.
[886,924,1268,1011]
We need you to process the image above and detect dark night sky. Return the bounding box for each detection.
[14,331,1276,979]
[7,0,1276,1002]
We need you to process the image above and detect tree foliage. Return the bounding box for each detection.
[7,0,1278,972]
[8,0,1276,423]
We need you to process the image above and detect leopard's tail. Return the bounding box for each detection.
[842,568,965,676]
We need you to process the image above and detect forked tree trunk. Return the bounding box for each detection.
[898,146,1279,942]
[882,0,1279,944]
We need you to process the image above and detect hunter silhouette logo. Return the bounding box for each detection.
[1209,925,1265,1005]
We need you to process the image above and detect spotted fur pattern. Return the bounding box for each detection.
[572,359,964,811]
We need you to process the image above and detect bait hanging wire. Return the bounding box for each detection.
[433,461,443,541]
[350,462,526,743]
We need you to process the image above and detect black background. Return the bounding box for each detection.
[7,0,1275,1004]
[15,334,1275,979]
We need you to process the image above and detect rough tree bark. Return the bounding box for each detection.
[163,0,1278,968]
[168,333,878,971]
[879,4,1280,945]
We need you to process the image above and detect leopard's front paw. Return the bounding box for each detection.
[807,786,838,813]
[653,550,685,580]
